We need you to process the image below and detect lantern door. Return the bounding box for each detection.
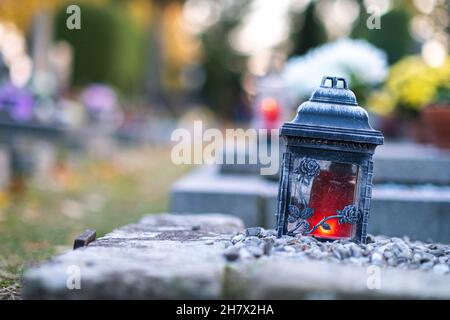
[283,154,364,241]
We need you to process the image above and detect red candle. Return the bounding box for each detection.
[260,97,280,129]
[307,163,357,239]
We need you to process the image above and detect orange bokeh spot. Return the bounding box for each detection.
[260,97,280,122]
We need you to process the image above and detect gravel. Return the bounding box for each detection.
[223,228,450,275]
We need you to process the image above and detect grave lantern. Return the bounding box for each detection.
[276,76,384,243]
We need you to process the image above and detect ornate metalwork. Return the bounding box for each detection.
[292,158,320,206]
[287,158,319,236]
[294,158,321,179]
[287,136,373,152]
[287,203,362,236]
[337,205,361,224]
[276,153,292,237]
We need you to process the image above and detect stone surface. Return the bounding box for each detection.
[23,214,450,299]
[226,258,450,299]
[373,143,450,185]
[22,214,244,299]
[171,165,450,243]
[170,165,276,227]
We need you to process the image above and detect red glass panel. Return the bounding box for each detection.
[307,162,357,239]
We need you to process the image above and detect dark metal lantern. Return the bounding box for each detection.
[276,76,383,243]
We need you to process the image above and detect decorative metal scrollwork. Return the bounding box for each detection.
[288,204,362,236]
[294,158,320,180]
[337,205,361,225]
[287,158,319,235]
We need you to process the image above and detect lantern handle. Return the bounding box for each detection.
[320,76,348,89]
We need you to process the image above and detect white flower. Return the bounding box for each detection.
[282,38,388,101]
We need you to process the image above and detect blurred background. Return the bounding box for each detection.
[0,0,449,299]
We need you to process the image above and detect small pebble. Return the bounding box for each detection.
[371,252,384,265]
[262,229,277,237]
[283,246,295,253]
[248,246,264,258]
[413,253,421,263]
[366,234,375,244]
[245,227,263,237]
[239,248,254,260]
[231,234,245,244]
[333,250,342,260]
[261,241,273,255]
[223,247,240,262]
[420,261,435,271]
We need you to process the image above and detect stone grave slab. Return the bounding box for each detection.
[22,214,243,299]
[23,214,450,299]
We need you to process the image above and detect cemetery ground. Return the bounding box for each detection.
[0,145,192,299]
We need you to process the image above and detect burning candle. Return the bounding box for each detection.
[307,162,357,240]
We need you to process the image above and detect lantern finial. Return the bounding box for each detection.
[320,76,348,89]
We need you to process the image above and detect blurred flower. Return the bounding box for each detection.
[80,84,124,131]
[368,55,450,115]
[80,84,118,113]
[282,38,388,101]
[0,82,34,122]
[366,90,396,116]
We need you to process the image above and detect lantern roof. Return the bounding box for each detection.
[281,76,384,146]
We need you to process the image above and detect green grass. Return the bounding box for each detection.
[0,145,192,299]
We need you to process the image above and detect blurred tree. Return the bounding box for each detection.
[142,0,199,115]
[287,1,327,57]
[199,0,251,120]
[142,0,170,112]
[54,1,145,95]
[351,3,414,64]
[0,0,58,32]
[162,3,200,91]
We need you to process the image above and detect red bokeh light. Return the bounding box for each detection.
[260,97,280,124]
